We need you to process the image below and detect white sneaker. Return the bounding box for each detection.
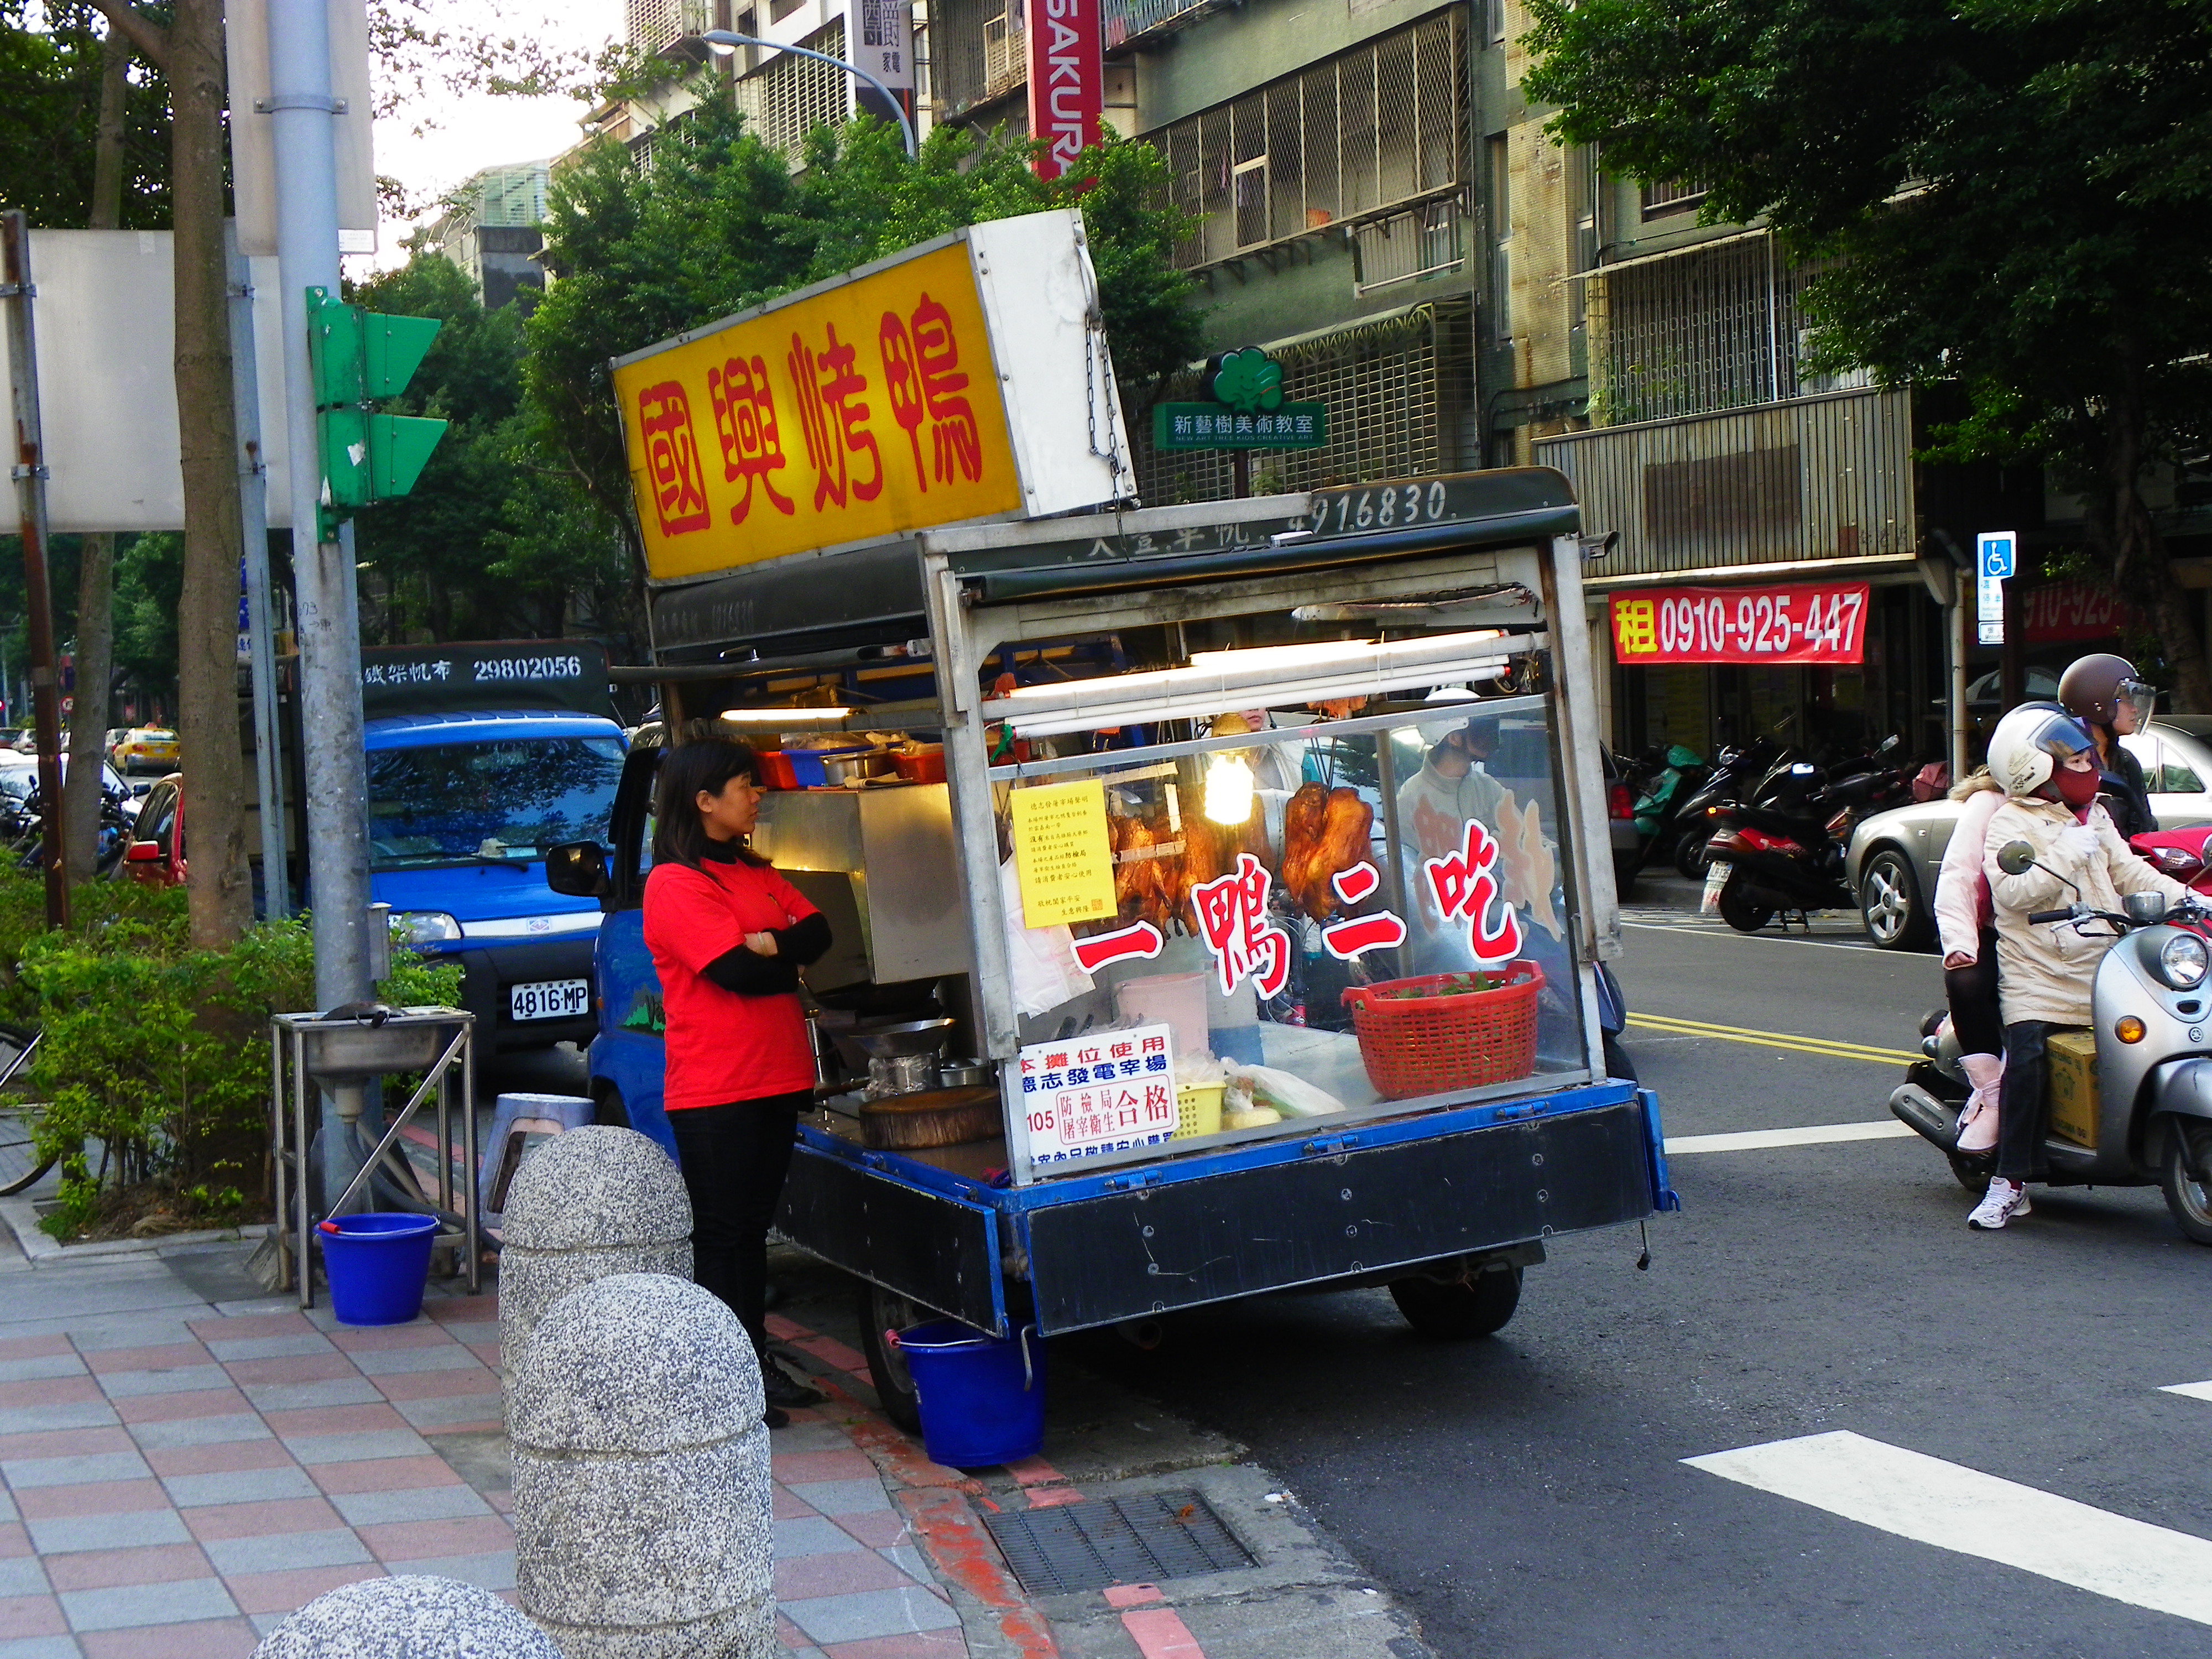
[1968,1177,2030,1230]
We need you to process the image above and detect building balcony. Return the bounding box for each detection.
[1533,385,1917,582]
[1103,0,1219,50]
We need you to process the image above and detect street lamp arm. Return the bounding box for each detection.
[698,29,917,160]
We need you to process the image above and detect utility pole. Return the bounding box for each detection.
[264,0,371,1211]
[2,212,70,927]
[265,0,368,1004]
[226,221,290,919]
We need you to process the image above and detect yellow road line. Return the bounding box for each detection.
[1626,1012,1918,1066]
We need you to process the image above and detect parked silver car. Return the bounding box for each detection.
[1846,717,2212,950]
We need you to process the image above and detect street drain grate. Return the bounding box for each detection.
[982,1488,1255,1596]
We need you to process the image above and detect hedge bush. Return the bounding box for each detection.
[13,878,460,1239]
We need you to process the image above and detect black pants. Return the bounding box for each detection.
[1996,1021,2059,1182]
[668,1092,806,1354]
[1944,927,2004,1057]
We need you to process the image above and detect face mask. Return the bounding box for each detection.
[2053,763,2100,806]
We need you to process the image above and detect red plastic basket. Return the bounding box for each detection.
[1340,963,1545,1100]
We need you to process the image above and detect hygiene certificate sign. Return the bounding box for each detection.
[1010,778,1117,927]
[1014,1024,1178,1166]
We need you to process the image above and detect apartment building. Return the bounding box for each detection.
[426,163,552,310]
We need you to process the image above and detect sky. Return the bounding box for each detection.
[361,0,627,272]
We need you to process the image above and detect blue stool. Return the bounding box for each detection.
[481,1093,594,1217]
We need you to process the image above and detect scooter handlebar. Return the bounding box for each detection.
[2028,909,2075,925]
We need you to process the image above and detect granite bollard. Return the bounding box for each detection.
[497,1124,692,1385]
[252,1573,564,1658]
[510,1272,774,1658]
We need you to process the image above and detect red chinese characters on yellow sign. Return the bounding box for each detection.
[614,241,1024,581]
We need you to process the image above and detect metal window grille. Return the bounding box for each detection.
[931,0,1023,112]
[1353,197,1466,293]
[741,18,852,160]
[1591,233,1827,425]
[1130,298,1472,503]
[477,166,548,227]
[1639,178,1707,220]
[1103,0,1215,50]
[628,0,712,52]
[1155,12,1464,270]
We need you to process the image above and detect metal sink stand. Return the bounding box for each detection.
[270,1008,479,1310]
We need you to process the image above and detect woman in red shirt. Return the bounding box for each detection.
[644,737,831,1427]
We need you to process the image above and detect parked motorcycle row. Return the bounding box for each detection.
[1,781,136,881]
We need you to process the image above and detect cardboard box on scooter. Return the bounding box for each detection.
[2046,1029,2099,1147]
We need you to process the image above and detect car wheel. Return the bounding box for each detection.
[1860,849,1932,952]
[1673,830,1713,880]
[1389,1265,1522,1339]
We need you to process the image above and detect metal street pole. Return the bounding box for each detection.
[225,221,290,919]
[2,212,70,927]
[699,30,917,158]
[264,0,368,1001]
[264,0,372,1214]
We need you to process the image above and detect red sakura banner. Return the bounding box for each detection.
[1609,581,1871,666]
[1027,0,1103,180]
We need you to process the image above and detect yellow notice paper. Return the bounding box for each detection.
[1010,779,1118,928]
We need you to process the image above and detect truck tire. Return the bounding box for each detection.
[853,1277,926,1433]
[1389,1265,1521,1339]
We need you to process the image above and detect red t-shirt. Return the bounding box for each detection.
[643,856,820,1111]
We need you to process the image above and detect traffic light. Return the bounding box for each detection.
[306,287,449,538]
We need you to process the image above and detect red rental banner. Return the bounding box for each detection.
[1027,0,1103,180]
[1609,581,1871,666]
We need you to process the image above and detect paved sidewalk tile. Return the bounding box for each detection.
[163,1465,322,1509]
[76,1615,257,1657]
[43,1543,211,1592]
[326,1486,489,1527]
[782,1585,963,1647]
[836,1510,914,1549]
[372,1365,499,1400]
[0,1522,24,1556]
[3,1453,153,1490]
[181,1497,342,1541]
[347,1345,478,1376]
[0,1556,53,1596]
[144,1440,296,1478]
[241,1380,385,1412]
[282,1430,434,1465]
[820,1634,966,1659]
[391,1396,501,1432]
[93,1368,230,1400]
[0,1639,80,1659]
[197,1335,332,1364]
[126,1415,270,1451]
[777,1516,867,1557]
[200,1530,372,1577]
[393,1550,514,1592]
[775,1549,920,1601]
[0,1378,111,1411]
[774,1449,881,1484]
[58,1575,239,1631]
[112,1390,250,1425]
[327,1326,455,1356]
[0,1357,86,1385]
[220,1353,357,1387]
[12,1481,166,1520]
[222,1563,386,1616]
[81,1344,206,1375]
[24,1512,190,1555]
[307,1453,461,1494]
[357,1515,514,1563]
[261,1403,407,1438]
[786,1478,895,1516]
[0,1404,119,1436]
[0,1591,67,1636]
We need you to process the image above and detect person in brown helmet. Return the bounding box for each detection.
[2057,652,2159,839]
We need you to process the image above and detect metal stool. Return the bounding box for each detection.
[481,1093,595,1216]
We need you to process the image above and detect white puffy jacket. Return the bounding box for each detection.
[1982,796,2188,1026]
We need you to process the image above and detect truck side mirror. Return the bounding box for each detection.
[546,840,611,899]
[2125,890,2169,924]
[1996,840,2037,877]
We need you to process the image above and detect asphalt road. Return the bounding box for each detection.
[1070,886,2212,1658]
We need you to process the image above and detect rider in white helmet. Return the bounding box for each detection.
[1972,703,2187,1230]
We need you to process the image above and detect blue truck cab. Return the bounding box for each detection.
[359,643,627,1052]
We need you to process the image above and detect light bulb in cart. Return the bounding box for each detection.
[1205,753,1255,825]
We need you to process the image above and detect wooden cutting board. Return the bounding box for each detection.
[857,1083,1002,1150]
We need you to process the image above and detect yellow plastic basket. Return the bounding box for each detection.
[1173,1083,1224,1139]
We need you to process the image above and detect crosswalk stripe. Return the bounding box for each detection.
[1626,1011,1918,1065]
[1685,1431,2212,1626]
[1663,1121,1915,1155]
[2160,1381,2212,1402]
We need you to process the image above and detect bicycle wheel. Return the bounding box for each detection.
[0,1103,55,1196]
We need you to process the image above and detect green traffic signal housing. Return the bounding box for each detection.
[306,286,448,536]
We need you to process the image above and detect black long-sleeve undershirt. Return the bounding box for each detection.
[699,911,832,997]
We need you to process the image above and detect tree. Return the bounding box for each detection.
[1524,0,2212,708]
[526,90,1204,587]
[0,0,171,230]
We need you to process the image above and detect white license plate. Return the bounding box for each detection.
[1700,862,1729,915]
[510,978,591,1021]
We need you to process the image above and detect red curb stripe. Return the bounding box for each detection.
[1120,1606,1206,1658]
[899,1486,1059,1657]
[1102,1584,1164,1608]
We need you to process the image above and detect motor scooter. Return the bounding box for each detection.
[1888,836,2212,1244]
[1698,737,1910,932]
[1630,743,1709,874]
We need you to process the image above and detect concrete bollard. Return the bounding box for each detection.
[510,1272,774,1658]
[252,1573,563,1658]
[498,1124,692,1387]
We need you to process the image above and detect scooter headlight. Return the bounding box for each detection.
[2157,931,2208,990]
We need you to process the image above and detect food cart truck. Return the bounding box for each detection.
[549,209,1674,1429]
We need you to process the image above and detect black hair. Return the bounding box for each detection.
[651,737,768,869]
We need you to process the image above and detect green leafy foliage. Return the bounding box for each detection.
[526,90,1204,576]
[1522,0,2212,705]
[11,877,460,1239]
[0,0,173,229]
[1210,349,1284,414]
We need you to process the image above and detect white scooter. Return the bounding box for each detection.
[1888,839,2212,1243]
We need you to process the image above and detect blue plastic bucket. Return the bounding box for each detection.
[889,1319,1046,1468]
[317,1213,438,1326]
